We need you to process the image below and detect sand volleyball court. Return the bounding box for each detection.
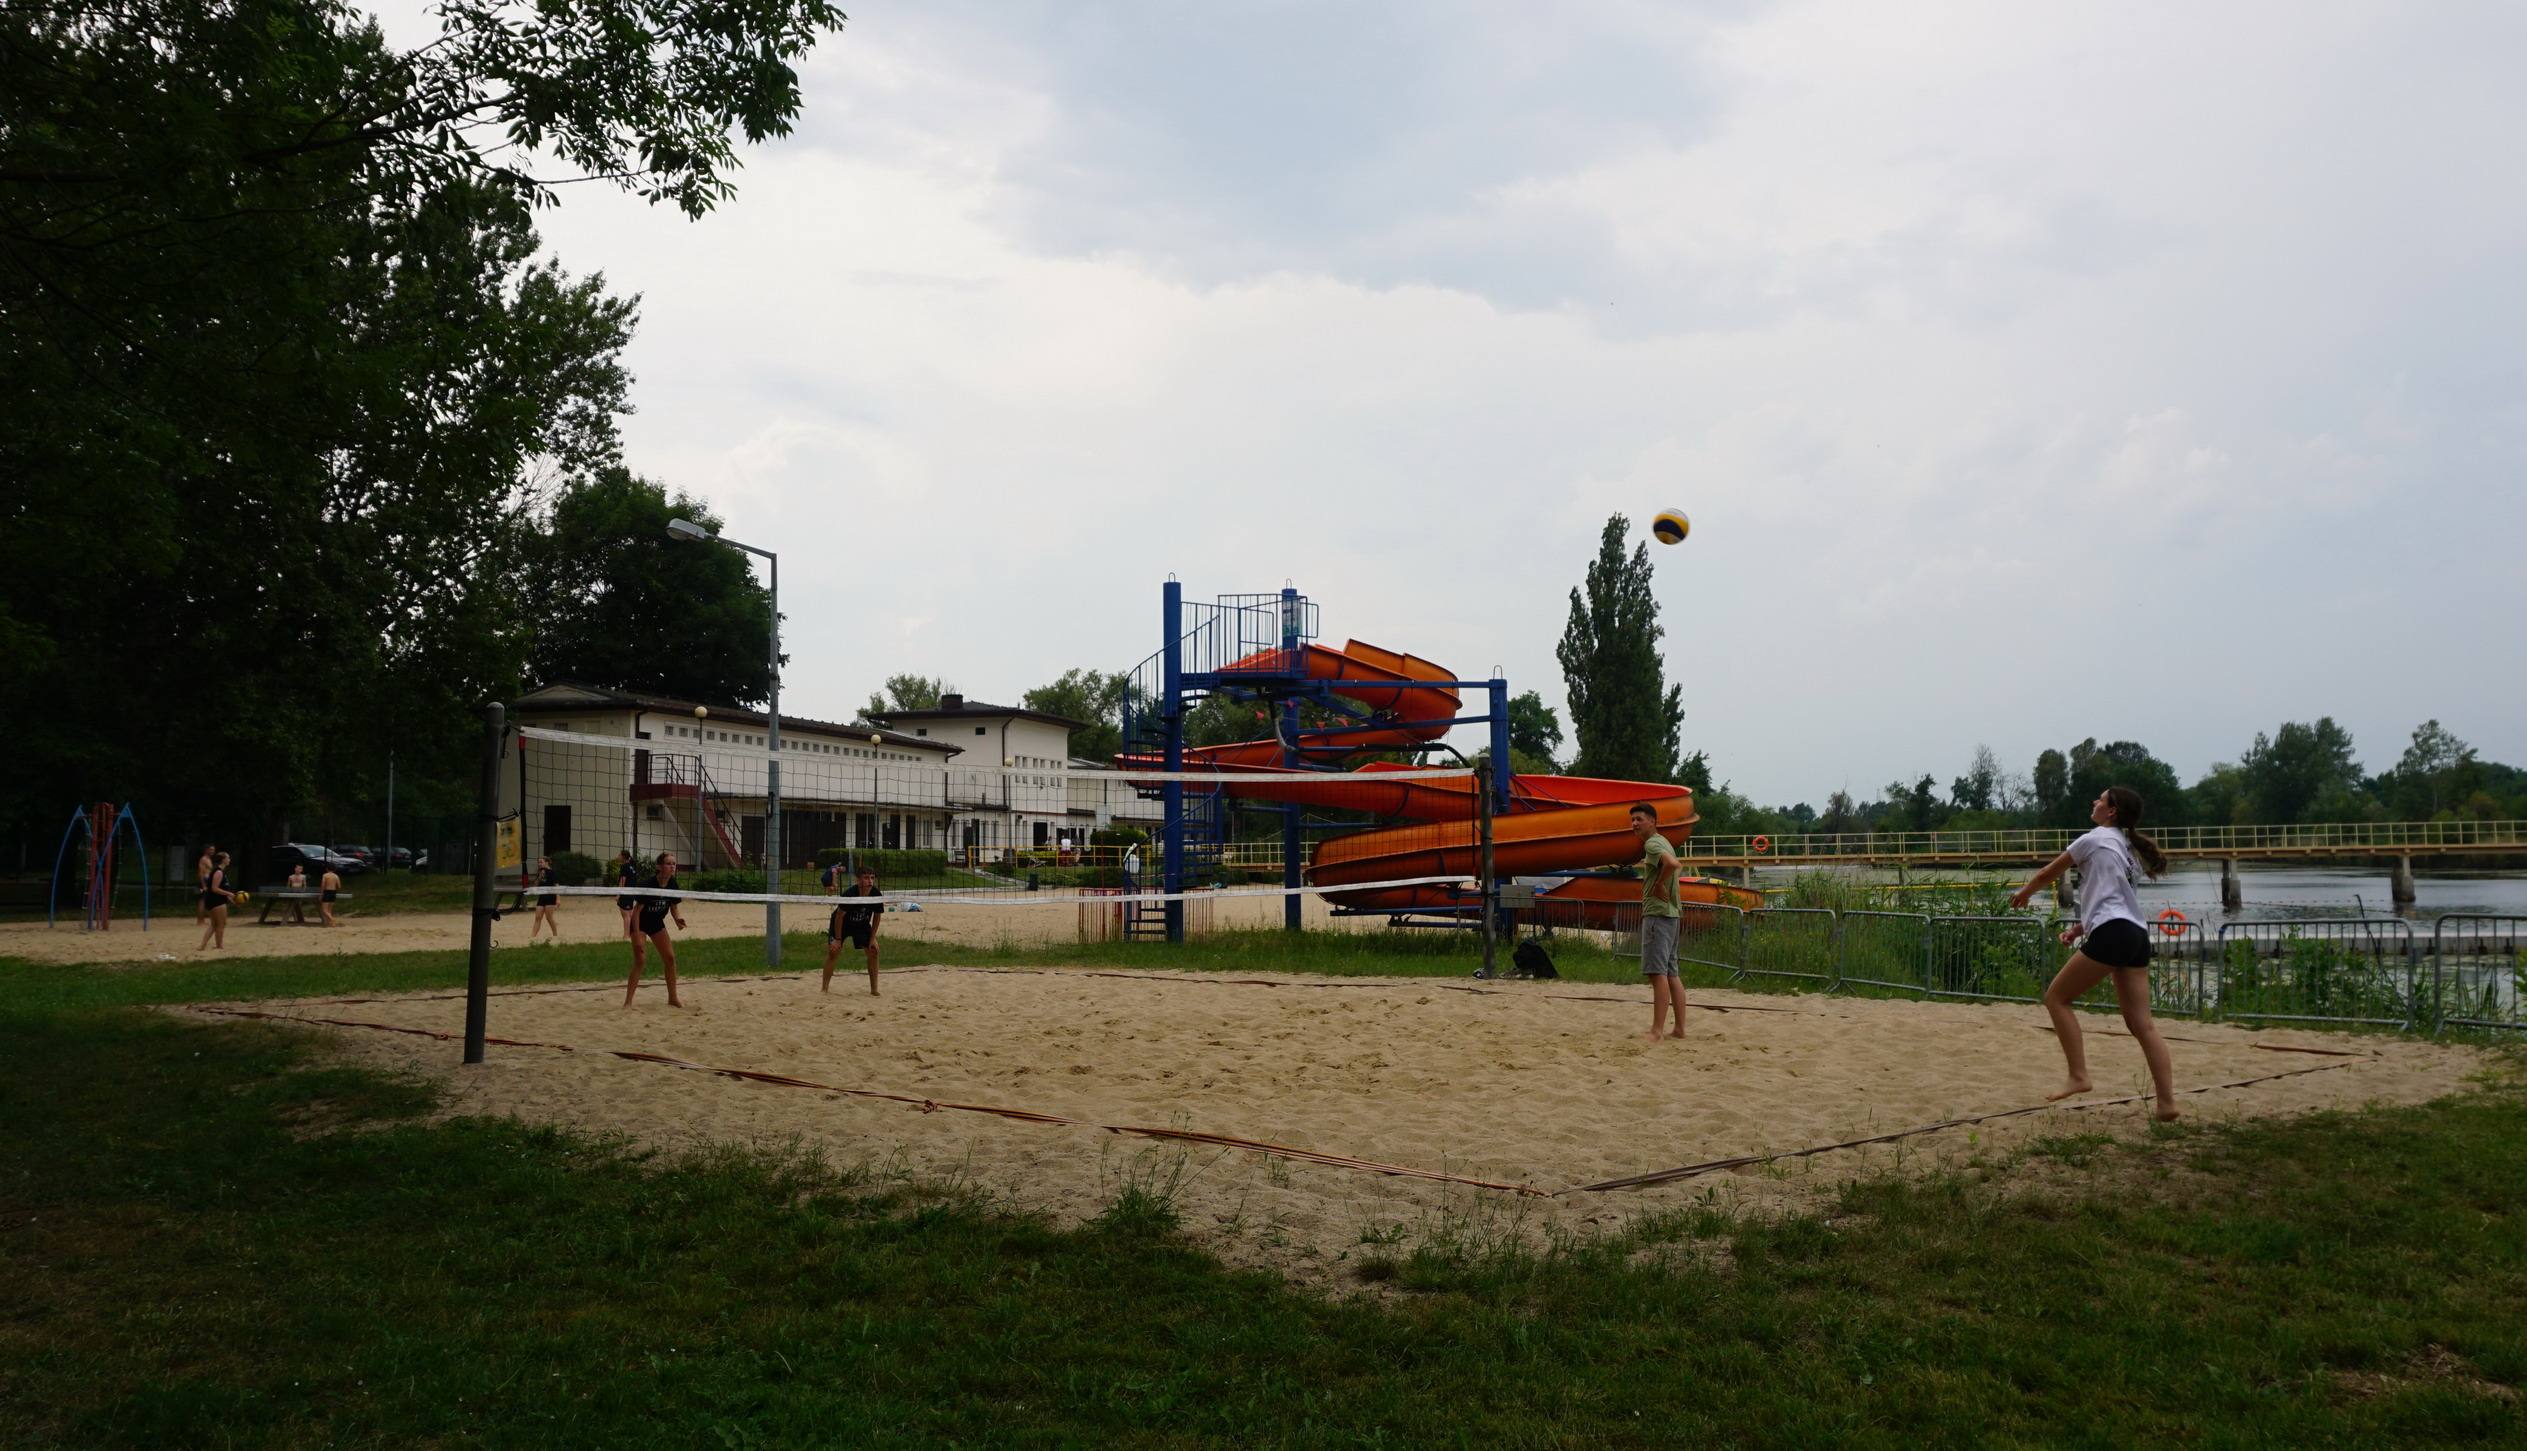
[181,963,2492,1275]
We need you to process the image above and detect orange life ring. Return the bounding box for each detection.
[1750,835,1772,854]
[2155,907,2188,937]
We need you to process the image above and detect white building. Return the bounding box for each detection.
[871,693,1160,852]
[508,684,963,869]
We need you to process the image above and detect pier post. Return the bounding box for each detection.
[2391,855,2416,908]
[2220,859,2242,912]
[2053,874,2073,909]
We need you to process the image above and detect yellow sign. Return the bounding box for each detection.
[495,817,522,871]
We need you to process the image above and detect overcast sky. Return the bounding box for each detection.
[392,1,2524,804]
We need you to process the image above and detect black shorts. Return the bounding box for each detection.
[637,908,670,937]
[615,896,638,911]
[537,893,557,907]
[321,890,337,903]
[829,912,874,949]
[2083,919,2153,970]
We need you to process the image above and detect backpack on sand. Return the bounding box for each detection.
[1510,940,1558,979]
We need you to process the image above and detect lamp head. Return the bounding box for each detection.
[665,518,712,542]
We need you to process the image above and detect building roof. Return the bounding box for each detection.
[514,683,959,756]
[868,691,1085,731]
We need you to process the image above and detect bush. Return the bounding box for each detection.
[1090,826,1149,848]
[549,851,607,887]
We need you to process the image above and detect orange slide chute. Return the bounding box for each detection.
[1134,640,1759,925]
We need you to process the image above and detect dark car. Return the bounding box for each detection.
[275,843,365,875]
[385,846,418,869]
[331,845,376,868]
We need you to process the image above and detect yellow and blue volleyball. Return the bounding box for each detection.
[233,891,252,906]
[1650,508,1690,545]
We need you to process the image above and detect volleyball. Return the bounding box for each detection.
[233,891,252,906]
[1651,508,1690,545]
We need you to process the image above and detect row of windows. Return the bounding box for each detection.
[656,722,919,763]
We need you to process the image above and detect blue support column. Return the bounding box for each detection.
[1280,586,1303,932]
[1162,581,1186,944]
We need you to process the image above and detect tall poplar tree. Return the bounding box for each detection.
[1556,515,1686,783]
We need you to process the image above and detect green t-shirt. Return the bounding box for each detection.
[1640,833,1680,918]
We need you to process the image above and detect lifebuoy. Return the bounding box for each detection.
[1750,835,1772,854]
[2156,907,2188,938]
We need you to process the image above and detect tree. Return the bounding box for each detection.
[2033,749,2069,823]
[0,0,846,854]
[1902,774,1942,832]
[2060,738,2188,828]
[1505,691,1564,770]
[2240,718,2364,824]
[867,676,953,717]
[1024,669,1130,763]
[2190,762,2247,827]
[1951,745,2000,813]
[525,470,777,703]
[2386,720,2479,816]
[1819,790,1860,836]
[1556,515,1685,782]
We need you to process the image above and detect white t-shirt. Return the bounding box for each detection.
[2067,826,2145,932]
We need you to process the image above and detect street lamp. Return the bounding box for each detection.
[667,516,783,966]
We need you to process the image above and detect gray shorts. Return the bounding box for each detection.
[1640,914,1681,977]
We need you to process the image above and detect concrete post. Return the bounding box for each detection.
[2220,859,2242,912]
[2391,854,2417,907]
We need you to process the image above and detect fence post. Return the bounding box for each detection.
[463,702,504,1066]
[1476,763,1498,978]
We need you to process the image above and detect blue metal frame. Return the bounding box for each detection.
[1125,584,1518,941]
[47,802,151,930]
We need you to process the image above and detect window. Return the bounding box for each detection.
[974,726,987,736]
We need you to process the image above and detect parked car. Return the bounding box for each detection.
[384,846,418,870]
[275,843,366,875]
[331,844,376,865]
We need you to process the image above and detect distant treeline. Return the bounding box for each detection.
[1689,719,2527,839]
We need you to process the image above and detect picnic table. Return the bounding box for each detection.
[255,889,352,925]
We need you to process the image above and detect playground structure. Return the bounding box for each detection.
[47,800,151,931]
[1117,583,1758,944]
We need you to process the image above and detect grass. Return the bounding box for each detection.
[3,934,2524,1446]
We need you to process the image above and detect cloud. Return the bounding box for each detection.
[384,0,2527,796]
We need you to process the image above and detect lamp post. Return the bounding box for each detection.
[668,517,782,966]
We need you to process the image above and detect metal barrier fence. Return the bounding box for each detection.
[1925,915,2053,1003]
[1741,908,1838,987]
[1678,904,1747,977]
[2429,915,2525,1033]
[1597,904,2519,1038]
[1838,910,1928,994]
[2211,919,2420,1029]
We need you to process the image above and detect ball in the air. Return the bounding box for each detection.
[1651,508,1690,545]
[693,705,709,719]
[234,891,252,906]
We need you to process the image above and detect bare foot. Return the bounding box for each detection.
[1666,1028,1686,1039]
[2044,1078,2093,1102]
[1643,1029,1665,1043]
[2154,1104,2181,1123]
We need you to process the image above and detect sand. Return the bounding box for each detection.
[2,890,1373,967]
[176,963,2495,1280]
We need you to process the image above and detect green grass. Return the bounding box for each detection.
[2,936,2523,1447]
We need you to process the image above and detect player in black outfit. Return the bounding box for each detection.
[611,850,639,941]
[529,855,561,941]
[821,865,885,996]
[623,852,688,1007]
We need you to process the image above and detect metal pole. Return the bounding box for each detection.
[765,550,782,967]
[1162,581,1185,944]
[1477,763,1498,978]
[385,752,395,873]
[1280,584,1302,933]
[464,702,504,1065]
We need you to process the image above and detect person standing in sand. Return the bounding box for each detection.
[197,851,236,949]
[317,866,343,927]
[195,843,218,925]
[1630,803,1687,1040]
[612,849,640,941]
[821,865,884,996]
[624,851,688,1007]
[528,854,561,941]
[2011,786,2180,1121]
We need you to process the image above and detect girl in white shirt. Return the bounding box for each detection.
[2010,786,2179,1120]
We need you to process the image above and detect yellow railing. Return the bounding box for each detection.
[1677,819,2527,863]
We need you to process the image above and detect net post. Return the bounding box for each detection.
[1161,580,1186,944]
[464,701,504,1065]
[1477,763,1498,978]
[1279,584,1302,933]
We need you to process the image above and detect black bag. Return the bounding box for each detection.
[1510,940,1558,979]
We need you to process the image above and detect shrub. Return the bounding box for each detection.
[549,851,607,887]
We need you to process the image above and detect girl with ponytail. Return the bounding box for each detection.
[2011,787,2179,1120]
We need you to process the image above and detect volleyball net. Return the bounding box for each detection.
[502,724,1504,935]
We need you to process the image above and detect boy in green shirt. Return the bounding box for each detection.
[1630,803,1686,1039]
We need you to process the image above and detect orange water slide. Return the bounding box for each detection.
[1136,639,1752,922]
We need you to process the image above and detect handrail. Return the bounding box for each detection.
[1675,819,2527,862]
